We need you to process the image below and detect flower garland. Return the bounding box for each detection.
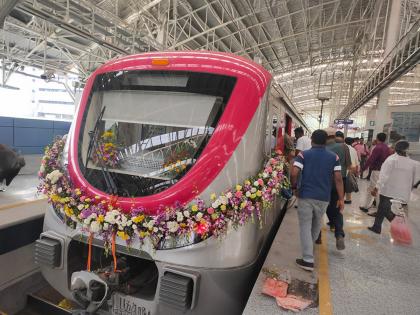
[38,136,289,249]
[92,129,119,168]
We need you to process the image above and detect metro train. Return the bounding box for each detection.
[35,51,307,315]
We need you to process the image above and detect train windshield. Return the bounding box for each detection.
[79,71,236,197]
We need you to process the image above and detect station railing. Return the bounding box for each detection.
[337,20,420,119]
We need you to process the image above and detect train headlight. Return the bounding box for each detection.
[157,232,202,250]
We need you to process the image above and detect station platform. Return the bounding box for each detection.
[244,179,420,315]
[0,155,45,228]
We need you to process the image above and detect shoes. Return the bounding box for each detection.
[344,200,352,204]
[336,236,345,250]
[368,226,380,234]
[296,258,314,271]
[359,207,369,213]
[367,212,377,217]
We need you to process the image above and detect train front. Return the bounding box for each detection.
[35,52,287,315]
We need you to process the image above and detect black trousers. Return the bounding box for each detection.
[326,180,345,238]
[372,195,396,232]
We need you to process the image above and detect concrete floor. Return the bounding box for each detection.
[244,179,420,315]
[0,155,42,205]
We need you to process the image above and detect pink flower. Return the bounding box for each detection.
[207,207,215,214]
[266,166,273,173]
[257,179,264,186]
[235,191,243,198]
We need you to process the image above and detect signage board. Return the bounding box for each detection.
[334,119,354,125]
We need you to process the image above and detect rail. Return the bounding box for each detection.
[337,20,420,119]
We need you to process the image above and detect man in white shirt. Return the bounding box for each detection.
[294,127,311,155]
[368,140,420,234]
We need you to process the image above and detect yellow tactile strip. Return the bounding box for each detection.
[0,197,46,212]
[318,228,333,315]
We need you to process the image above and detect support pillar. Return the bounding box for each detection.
[374,0,401,136]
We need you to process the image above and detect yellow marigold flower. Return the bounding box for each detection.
[240,202,247,209]
[85,198,91,203]
[191,204,199,212]
[236,185,242,191]
[180,223,187,228]
[245,180,251,185]
[139,231,147,238]
[51,194,60,202]
[132,215,145,224]
[210,193,217,201]
[251,193,256,199]
[256,191,262,197]
[97,215,104,223]
[220,204,226,211]
[64,206,73,217]
[75,189,81,195]
[117,231,130,240]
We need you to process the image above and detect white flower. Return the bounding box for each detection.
[46,170,63,184]
[126,220,132,226]
[145,220,155,230]
[246,191,251,197]
[262,172,268,178]
[183,210,190,218]
[251,188,257,193]
[57,187,62,193]
[153,227,158,233]
[272,171,278,177]
[226,192,233,198]
[176,212,184,222]
[77,204,84,211]
[254,181,259,187]
[132,224,137,230]
[167,221,179,233]
[271,188,277,194]
[103,223,109,230]
[90,221,101,233]
[212,199,221,208]
[220,196,228,205]
[196,212,203,220]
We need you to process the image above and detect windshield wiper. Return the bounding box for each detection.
[85,106,118,195]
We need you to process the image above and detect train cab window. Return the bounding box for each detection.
[78,71,236,197]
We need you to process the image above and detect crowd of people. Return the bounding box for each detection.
[288,127,420,272]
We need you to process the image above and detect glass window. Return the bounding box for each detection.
[78,71,236,197]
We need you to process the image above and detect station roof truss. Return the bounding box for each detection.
[0,0,419,126]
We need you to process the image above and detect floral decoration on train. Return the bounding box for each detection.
[92,129,119,168]
[38,136,290,249]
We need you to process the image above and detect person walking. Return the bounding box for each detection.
[344,137,360,204]
[322,129,351,250]
[354,138,369,178]
[291,129,344,271]
[359,133,391,214]
[294,127,311,155]
[368,140,420,234]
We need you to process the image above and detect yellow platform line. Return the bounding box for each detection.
[318,230,333,315]
[0,197,46,212]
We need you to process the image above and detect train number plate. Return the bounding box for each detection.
[112,294,151,315]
